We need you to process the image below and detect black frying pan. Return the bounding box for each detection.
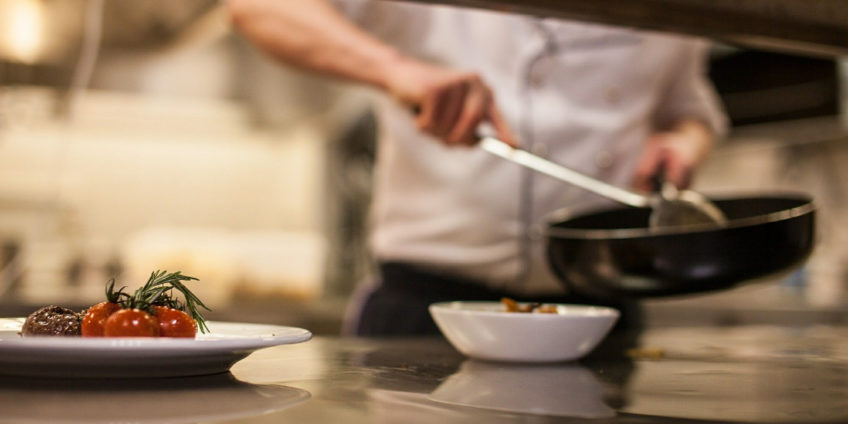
[545,193,815,298]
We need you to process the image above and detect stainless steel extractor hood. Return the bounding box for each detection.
[389,0,848,57]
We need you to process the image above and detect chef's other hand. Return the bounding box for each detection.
[385,57,517,147]
[632,120,714,192]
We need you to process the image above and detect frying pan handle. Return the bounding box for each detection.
[408,106,652,209]
[480,137,652,208]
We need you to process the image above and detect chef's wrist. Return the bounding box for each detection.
[666,119,714,164]
[375,52,424,104]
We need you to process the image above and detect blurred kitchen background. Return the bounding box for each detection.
[0,0,846,334]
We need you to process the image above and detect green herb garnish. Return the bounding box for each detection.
[121,270,211,333]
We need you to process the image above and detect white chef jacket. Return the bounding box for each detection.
[332,1,727,295]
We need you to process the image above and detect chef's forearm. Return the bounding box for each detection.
[225,0,406,92]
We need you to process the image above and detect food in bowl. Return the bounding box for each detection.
[500,297,558,314]
[429,301,619,362]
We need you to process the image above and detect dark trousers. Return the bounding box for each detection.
[355,262,641,337]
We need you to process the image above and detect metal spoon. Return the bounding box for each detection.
[479,136,727,228]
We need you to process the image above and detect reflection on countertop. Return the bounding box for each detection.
[617,325,848,423]
[428,360,615,418]
[0,372,311,424]
[6,329,848,423]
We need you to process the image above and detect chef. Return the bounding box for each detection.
[226,0,728,335]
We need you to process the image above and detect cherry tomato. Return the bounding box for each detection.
[81,301,122,337]
[103,309,160,337]
[153,306,197,338]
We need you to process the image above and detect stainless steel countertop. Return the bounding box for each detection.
[3,325,848,423]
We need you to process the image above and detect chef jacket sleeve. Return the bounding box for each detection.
[327,0,408,33]
[326,0,433,49]
[654,39,729,138]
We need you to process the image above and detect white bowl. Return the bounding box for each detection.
[429,301,619,362]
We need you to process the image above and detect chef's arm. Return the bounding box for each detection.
[225,0,516,146]
[632,38,726,192]
[227,0,399,94]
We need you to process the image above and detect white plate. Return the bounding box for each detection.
[0,318,312,378]
[429,301,619,362]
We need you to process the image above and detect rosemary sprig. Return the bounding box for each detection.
[104,278,130,304]
[123,270,211,334]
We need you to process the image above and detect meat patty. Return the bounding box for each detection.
[21,305,83,337]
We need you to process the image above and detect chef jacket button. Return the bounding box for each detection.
[529,69,545,88]
[595,150,614,169]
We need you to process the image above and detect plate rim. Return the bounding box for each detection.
[0,318,312,353]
